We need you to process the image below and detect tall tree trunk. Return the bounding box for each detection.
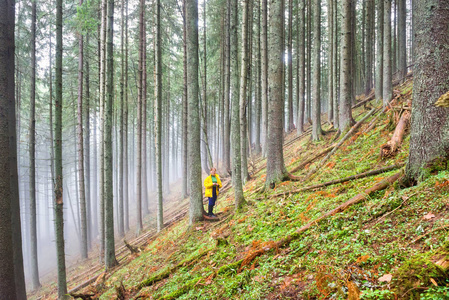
[397,0,407,81]
[365,0,374,95]
[287,0,294,131]
[124,0,129,232]
[327,0,334,123]
[306,0,312,121]
[266,0,288,189]
[297,0,305,135]
[254,0,262,154]
[156,0,164,231]
[383,0,392,107]
[375,0,384,101]
[340,0,355,132]
[231,0,246,209]
[105,0,117,269]
[77,0,88,260]
[55,0,68,293]
[240,0,250,183]
[261,0,268,155]
[186,0,204,223]
[311,0,322,141]
[332,0,339,127]
[142,22,149,214]
[84,34,91,248]
[118,0,125,238]
[182,0,188,197]
[136,0,144,232]
[201,0,210,174]
[405,0,449,184]
[29,0,41,289]
[223,0,231,172]
[0,0,21,296]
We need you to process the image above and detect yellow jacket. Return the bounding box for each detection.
[204,174,222,198]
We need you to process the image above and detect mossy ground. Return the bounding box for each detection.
[34,79,449,299]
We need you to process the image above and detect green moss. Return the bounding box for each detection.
[217,259,243,275]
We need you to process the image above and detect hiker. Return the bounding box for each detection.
[204,167,222,217]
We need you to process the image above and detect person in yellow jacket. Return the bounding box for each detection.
[204,167,222,217]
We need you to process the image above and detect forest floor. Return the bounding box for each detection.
[31,77,449,299]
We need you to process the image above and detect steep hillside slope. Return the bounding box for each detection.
[41,78,449,299]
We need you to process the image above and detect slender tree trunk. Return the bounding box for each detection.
[231,0,246,209]
[201,0,210,174]
[124,0,129,232]
[105,0,117,269]
[156,0,164,231]
[261,0,268,155]
[55,0,68,293]
[311,0,322,141]
[136,0,144,232]
[254,0,262,154]
[142,23,149,214]
[327,0,334,123]
[0,0,21,296]
[405,0,449,184]
[297,0,305,135]
[29,0,41,289]
[240,0,250,183]
[398,0,407,81]
[340,0,355,132]
[77,0,88,260]
[306,0,312,121]
[365,0,374,95]
[223,0,231,172]
[375,0,384,101]
[182,0,188,197]
[84,34,91,249]
[186,0,204,223]
[287,0,294,131]
[118,0,125,238]
[383,0,392,106]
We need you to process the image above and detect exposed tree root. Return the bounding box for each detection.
[137,247,213,289]
[380,110,411,159]
[304,108,378,181]
[259,164,404,200]
[242,171,403,268]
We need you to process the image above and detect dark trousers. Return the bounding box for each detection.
[208,186,217,215]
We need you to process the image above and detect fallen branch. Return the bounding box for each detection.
[259,164,404,200]
[304,108,378,181]
[352,91,376,109]
[380,110,411,159]
[124,240,141,255]
[69,293,95,300]
[289,144,336,174]
[243,171,403,268]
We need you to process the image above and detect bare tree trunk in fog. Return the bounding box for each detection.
[84,34,92,249]
[182,0,188,198]
[383,0,392,106]
[77,0,88,260]
[365,0,374,96]
[124,0,129,232]
[311,0,322,141]
[0,0,22,296]
[118,0,125,237]
[136,0,144,232]
[327,0,334,122]
[156,0,164,231]
[105,0,117,269]
[55,0,68,293]
[375,0,384,102]
[287,0,294,131]
[297,0,305,135]
[142,24,149,215]
[261,0,268,155]
[186,0,204,224]
[223,0,231,172]
[398,0,407,82]
[29,0,41,289]
[254,0,262,154]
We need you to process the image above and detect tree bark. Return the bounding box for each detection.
[405,0,449,184]
[287,0,294,131]
[365,0,374,95]
[339,0,355,132]
[327,0,334,123]
[397,0,407,82]
[182,0,188,197]
[55,0,68,293]
[156,0,164,231]
[29,0,41,289]
[254,0,262,154]
[0,0,20,296]
[311,0,322,141]
[383,0,392,107]
[240,0,250,183]
[136,0,144,232]
[375,0,384,102]
[186,0,204,223]
[297,0,305,135]
[261,0,268,156]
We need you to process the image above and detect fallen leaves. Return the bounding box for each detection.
[423,213,435,220]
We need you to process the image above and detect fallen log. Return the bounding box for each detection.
[124,240,141,254]
[304,108,378,181]
[259,164,404,200]
[242,171,403,268]
[380,110,411,159]
[289,144,336,174]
